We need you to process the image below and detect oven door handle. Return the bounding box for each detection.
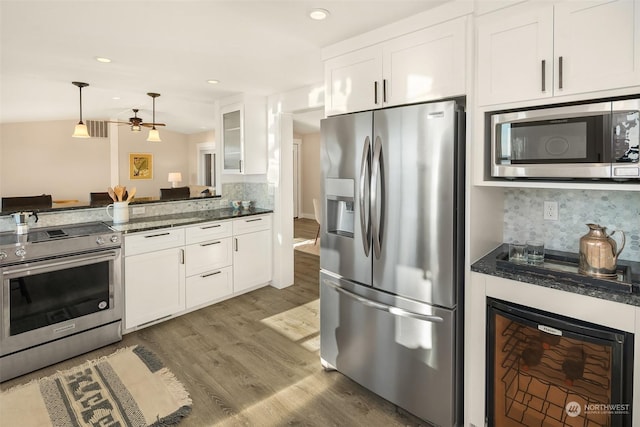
[2,250,119,276]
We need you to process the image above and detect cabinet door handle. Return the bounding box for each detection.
[179,248,185,264]
[200,241,221,246]
[245,218,262,223]
[239,160,243,173]
[234,238,238,252]
[201,224,221,230]
[201,270,222,278]
[558,56,563,89]
[374,81,379,105]
[382,79,387,103]
[541,59,546,92]
[145,232,170,239]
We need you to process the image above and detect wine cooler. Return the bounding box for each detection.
[487,298,633,426]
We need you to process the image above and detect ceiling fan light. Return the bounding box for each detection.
[72,122,90,138]
[131,124,141,132]
[147,128,161,142]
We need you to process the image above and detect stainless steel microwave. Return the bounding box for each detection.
[490,98,639,180]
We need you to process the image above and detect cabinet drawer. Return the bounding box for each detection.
[185,237,232,276]
[186,220,232,244]
[125,228,185,256]
[186,266,233,308]
[233,214,272,235]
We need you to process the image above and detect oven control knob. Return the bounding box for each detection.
[110,235,119,243]
[0,251,7,260]
[96,236,105,245]
[15,247,26,257]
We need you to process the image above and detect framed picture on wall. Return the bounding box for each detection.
[129,153,153,180]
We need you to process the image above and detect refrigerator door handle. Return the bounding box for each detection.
[371,136,383,259]
[324,279,444,323]
[359,136,371,256]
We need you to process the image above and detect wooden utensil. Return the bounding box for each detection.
[126,187,136,202]
[107,187,118,202]
[114,185,125,202]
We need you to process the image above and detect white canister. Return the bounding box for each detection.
[106,201,130,224]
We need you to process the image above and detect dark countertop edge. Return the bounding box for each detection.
[107,207,273,234]
[471,244,640,308]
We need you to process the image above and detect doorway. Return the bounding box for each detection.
[293,139,301,219]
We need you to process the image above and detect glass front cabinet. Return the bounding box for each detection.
[220,97,267,175]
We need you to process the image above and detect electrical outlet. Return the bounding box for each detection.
[132,206,145,215]
[543,201,558,221]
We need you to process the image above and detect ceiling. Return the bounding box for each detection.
[0,1,448,135]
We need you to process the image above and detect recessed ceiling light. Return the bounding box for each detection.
[96,57,111,63]
[112,96,120,100]
[309,8,330,20]
[207,79,219,84]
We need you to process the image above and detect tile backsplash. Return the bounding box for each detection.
[503,189,640,262]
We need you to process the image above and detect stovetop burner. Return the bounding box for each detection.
[0,222,120,265]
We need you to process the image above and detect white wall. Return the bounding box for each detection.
[117,127,189,199]
[293,131,321,219]
[1,120,110,201]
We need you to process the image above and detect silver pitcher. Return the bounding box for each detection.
[578,223,625,279]
[10,211,38,235]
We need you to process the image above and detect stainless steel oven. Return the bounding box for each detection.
[0,222,122,382]
[490,97,640,180]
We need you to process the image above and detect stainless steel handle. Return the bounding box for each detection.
[2,251,118,276]
[201,270,222,278]
[179,248,185,264]
[200,224,221,229]
[359,136,371,257]
[541,59,546,92]
[239,160,243,173]
[558,56,563,89]
[144,232,170,238]
[325,280,444,323]
[374,81,379,105]
[234,238,238,251]
[200,241,221,246]
[245,218,262,222]
[382,79,387,103]
[371,136,383,259]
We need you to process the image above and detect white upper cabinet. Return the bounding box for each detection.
[324,16,467,116]
[477,0,640,106]
[221,96,267,175]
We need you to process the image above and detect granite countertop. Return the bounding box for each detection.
[471,244,640,307]
[107,207,273,234]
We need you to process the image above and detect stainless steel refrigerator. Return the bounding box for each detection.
[319,99,465,426]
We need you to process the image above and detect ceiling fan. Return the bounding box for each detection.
[109,93,166,133]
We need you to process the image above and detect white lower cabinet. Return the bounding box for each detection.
[123,215,272,331]
[185,221,233,309]
[124,229,186,330]
[232,215,273,294]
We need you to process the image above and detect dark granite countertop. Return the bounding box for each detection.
[108,207,273,234]
[471,244,640,307]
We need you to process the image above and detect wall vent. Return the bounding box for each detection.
[86,120,109,138]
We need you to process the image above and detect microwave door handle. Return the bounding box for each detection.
[359,136,371,256]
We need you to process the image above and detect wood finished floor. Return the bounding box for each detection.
[1,218,428,427]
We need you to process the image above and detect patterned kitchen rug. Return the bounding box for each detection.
[0,345,191,427]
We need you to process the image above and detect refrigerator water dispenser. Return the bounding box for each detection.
[326,197,354,238]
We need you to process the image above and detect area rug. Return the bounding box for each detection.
[0,346,191,427]
[294,238,320,256]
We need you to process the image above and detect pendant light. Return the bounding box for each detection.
[71,81,90,138]
[146,92,161,142]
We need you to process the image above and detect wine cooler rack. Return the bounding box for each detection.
[499,321,612,426]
